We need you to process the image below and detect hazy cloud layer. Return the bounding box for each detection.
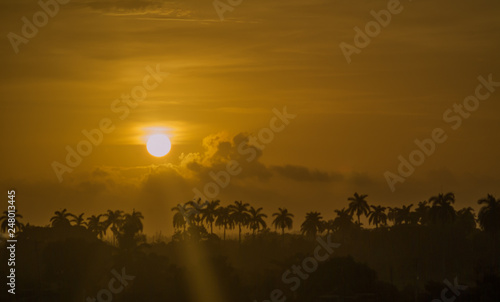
[271,165,342,182]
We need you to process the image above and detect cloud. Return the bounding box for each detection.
[271,165,342,182]
[81,0,163,12]
[348,172,374,187]
[77,0,194,17]
[179,132,272,182]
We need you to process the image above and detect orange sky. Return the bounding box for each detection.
[1,0,500,234]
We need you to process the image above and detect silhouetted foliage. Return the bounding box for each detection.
[1,192,499,301]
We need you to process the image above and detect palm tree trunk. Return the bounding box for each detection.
[238,224,241,243]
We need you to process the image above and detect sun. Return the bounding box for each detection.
[146,134,171,157]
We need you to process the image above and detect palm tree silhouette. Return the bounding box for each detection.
[301,211,323,238]
[122,209,144,233]
[323,219,335,234]
[456,207,476,233]
[414,201,430,225]
[347,193,370,225]
[272,208,294,238]
[86,214,105,238]
[229,201,250,243]
[187,198,206,227]
[104,210,124,244]
[478,194,500,235]
[393,204,413,225]
[368,205,387,228]
[201,200,220,234]
[70,213,85,226]
[215,206,234,240]
[429,192,455,205]
[0,210,24,233]
[333,208,354,232]
[50,209,72,228]
[118,210,144,248]
[429,192,456,225]
[248,206,267,235]
[172,204,188,232]
[387,207,397,226]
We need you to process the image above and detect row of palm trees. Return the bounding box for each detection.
[82,210,145,244]
[170,192,500,241]
[172,200,280,243]
[1,192,499,242]
[0,208,144,245]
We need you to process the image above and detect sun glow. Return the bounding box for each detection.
[146,134,171,157]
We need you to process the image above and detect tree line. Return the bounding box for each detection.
[1,192,499,245]
[170,192,500,243]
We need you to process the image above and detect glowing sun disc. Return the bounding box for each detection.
[147,134,171,157]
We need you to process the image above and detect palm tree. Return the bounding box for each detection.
[478,194,500,235]
[430,192,455,205]
[70,213,85,226]
[215,206,234,240]
[0,210,24,233]
[332,208,354,232]
[272,208,294,238]
[347,193,370,225]
[201,200,220,234]
[324,219,335,234]
[368,205,387,228]
[86,214,105,238]
[248,207,267,235]
[118,209,145,248]
[387,207,397,226]
[395,204,413,225]
[414,201,430,225]
[104,210,124,243]
[229,201,250,243]
[50,209,72,228]
[122,209,144,233]
[456,207,476,233]
[301,212,323,238]
[172,204,188,232]
[429,192,456,225]
[187,198,206,226]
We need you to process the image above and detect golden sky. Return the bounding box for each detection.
[1,0,500,234]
